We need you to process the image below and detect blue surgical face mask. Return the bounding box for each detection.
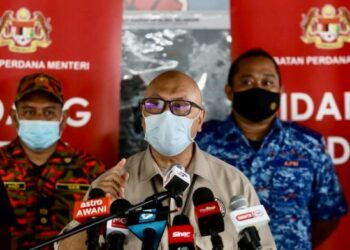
[143,111,199,156]
[17,119,61,151]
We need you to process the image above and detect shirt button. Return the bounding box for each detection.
[40,208,48,215]
[40,217,48,224]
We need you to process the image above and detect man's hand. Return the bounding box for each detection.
[93,158,129,200]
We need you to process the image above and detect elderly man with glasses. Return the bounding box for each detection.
[58,70,276,250]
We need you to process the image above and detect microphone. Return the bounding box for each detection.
[72,188,109,250]
[163,164,190,208]
[168,214,195,250]
[106,199,132,250]
[192,187,224,250]
[29,191,172,250]
[73,188,110,223]
[127,197,168,250]
[229,195,270,250]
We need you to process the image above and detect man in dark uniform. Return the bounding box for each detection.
[0,177,15,250]
[0,73,106,249]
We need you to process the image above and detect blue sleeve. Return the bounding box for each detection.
[309,147,348,220]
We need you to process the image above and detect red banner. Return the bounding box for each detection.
[231,0,349,249]
[0,1,122,167]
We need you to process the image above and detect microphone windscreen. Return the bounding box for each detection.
[192,187,224,236]
[172,214,190,226]
[168,163,185,172]
[229,195,248,211]
[88,188,106,199]
[110,199,132,214]
[192,187,215,205]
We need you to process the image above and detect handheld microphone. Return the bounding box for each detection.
[106,199,132,250]
[229,195,269,250]
[168,214,195,250]
[192,187,224,250]
[163,164,190,197]
[127,197,168,250]
[77,188,109,250]
[163,164,190,209]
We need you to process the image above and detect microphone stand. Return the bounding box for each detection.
[211,232,223,250]
[238,226,262,250]
[29,191,171,250]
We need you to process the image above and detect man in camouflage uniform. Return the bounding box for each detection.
[196,49,347,250]
[0,73,106,249]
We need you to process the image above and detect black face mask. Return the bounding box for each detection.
[233,88,280,122]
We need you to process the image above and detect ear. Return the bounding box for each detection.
[140,105,146,132]
[60,109,69,132]
[280,84,284,94]
[225,84,234,101]
[10,109,19,130]
[141,116,146,132]
[196,109,206,132]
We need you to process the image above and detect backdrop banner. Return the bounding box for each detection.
[0,1,123,167]
[230,0,350,249]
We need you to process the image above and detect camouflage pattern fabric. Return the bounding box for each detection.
[196,115,348,250]
[15,73,64,104]
[0,138,105,250]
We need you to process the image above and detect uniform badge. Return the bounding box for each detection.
[56,182,90,192]
[215,197,226,217]
[300,4,350,49]
[0,7,52,53]
[35,75,49,85]
[270,102,277,111]
[284,161,300,167]
[64,157,72,164]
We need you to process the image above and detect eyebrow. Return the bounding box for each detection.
[240,73,277,78]
[19,104,60,110]
[263,73,277,78]
[146,94,191,101]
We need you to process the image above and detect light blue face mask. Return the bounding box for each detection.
[18,120,61,151]
[144,111,199,156]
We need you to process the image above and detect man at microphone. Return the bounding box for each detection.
[58,70,276,249]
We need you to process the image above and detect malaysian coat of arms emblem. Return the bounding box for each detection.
[0,7,52,53]
[301,4,350,49]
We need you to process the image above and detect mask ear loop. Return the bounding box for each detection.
[14,107,27,130]
[185,109,202,142]
[14,110,22,133]
[15,110,21,122]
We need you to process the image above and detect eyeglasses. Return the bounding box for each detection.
[141,98,203,116]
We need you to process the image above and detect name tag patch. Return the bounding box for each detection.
[56,183,90,192]
[4,181,26,191]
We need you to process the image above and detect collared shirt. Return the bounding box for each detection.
[0,138,105,250]
[57,144,276,250]
[196,115,348,250]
